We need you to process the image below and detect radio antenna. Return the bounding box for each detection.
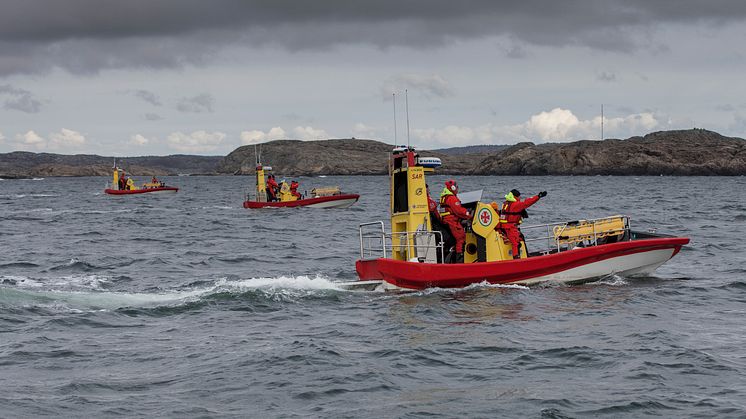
[392,93,397,145]
[405,89,410,149]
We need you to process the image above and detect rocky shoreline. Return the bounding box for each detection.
[2,129,744,178]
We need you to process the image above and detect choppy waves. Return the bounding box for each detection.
[1,175,745,417]
[0,274,350,314]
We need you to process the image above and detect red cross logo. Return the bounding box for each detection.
[478,208,492,226]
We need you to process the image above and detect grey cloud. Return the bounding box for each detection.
[0,84,43,113]
[381,74,454,101]
[504,44,527,59]
[133,90,162,106]
[597,71,617,82]
[177,93,214,113]
[1,1,746,76]
[144,113,164,121]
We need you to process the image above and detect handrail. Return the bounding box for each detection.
[359,215,631,261]
[390,229,445,262]
[520,215,630,253]
[359,221,387,259]
[359,221,445,262]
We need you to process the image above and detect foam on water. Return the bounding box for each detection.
[592,274,630,286]
[2,193,58,198]
[0,286,207,311]
[0,274,344,311]
[214,275,342,291]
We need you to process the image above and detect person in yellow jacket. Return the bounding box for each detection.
[126,177,136,190]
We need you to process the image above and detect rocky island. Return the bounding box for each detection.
[472,129,746,176]
[1,129,744,178]
[0,153,223,179]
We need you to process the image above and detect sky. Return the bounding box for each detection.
[1,0,745,156]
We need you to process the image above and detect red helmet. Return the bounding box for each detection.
[445,179,458,194]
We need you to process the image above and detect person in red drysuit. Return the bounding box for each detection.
[497,189,547,259]
[290,180,302,199]
[439,180,472,262]
[426,184,441,224]
[266,174,279,201]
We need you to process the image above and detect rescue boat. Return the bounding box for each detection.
[352,147,689,291]
[104,165,178,195]
[242,157,359,209]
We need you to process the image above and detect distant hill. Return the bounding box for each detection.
[217,138,488,176]
[471,129,746,175]
[3,129,744,178]
[0,152,222,178]
[433,144,510,155]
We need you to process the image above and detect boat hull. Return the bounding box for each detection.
[243,194,359,209]
[104,187,178,195]
[356,237,689,290]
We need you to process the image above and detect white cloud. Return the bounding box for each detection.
[9,128,86,151]
[351,123,379,139]
[412,108,665,148]
[48,128,85,149]
[240,125,328,143]
[381,74,454,100]
[524,108,582,141]
[293,126,328,140]
[239,127,286,145]
[129,134,150,146]
[167,130,226,153]
[14,130,46,150]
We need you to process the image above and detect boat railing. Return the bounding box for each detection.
[390,229,446,263]
[359,221,388,259]
[359,221,445,262]
[520,215,631,254]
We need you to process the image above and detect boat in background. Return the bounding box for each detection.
[351,146,689,291]
[242,151,359,209]
[104,164,178,195]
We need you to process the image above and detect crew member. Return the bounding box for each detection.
[497,189,547,259]
[439,179,472,262]
[126,177,136,191]
[266,174,279,201]
[290,180,301,199]
[118,172,126,190]
[426,184,441,223]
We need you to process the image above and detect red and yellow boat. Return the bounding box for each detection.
[242,159,359,209]
[352,147,688,291]
[104,165,178,195]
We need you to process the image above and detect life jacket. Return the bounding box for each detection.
[439,188,470,220]
[498,191,526,225]
[439,187,454,217]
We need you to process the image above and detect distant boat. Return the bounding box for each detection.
[242,159,358,209]
[104,164,178,195]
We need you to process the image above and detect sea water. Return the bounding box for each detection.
[1,175,744,417]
